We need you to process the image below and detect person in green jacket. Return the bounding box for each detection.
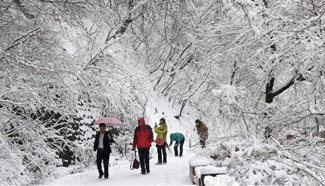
[169,133,185,157]
[154,118,168,164]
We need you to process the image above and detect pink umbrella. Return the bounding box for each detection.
[94,117,123,126]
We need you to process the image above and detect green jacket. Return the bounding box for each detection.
[169,133,184,146]
[154,123,168,142]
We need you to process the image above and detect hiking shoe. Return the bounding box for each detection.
[98,174,103,179]
[141,172,146,175]
[147,169,150,174]
[104,177,109,179]
[155,162,162,165]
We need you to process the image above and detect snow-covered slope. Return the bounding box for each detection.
[144,89,198,146]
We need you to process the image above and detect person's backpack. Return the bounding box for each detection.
[130,150,139,170]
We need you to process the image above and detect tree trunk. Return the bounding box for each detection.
[265,77,275,103]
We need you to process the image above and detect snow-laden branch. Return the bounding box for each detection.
[0,100,30,105]
[129,0,152,14]
[4,27,41,51]
[195,0,219,20]
[310,111,325,115]
[105,0,153,44]
[282,10,325,32]
[280,160,325,186]
[271,137,325,186]
[270,75,301,97]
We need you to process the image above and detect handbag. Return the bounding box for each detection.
[155,138,165,146]
[130,150,139,170]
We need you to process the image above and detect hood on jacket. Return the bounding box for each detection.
[138,117,146,125]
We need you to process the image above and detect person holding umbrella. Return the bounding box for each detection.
[93,123,114,179]
[132,117,154,175]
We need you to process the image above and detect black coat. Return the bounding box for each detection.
[94,131,114,153]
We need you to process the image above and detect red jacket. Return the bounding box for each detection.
[133,118,153,149]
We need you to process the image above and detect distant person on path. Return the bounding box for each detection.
[154,118,168,164]
[93,123,114,179]
[132,117,154,175]
[169,133,185,157]
[195,119,208,148]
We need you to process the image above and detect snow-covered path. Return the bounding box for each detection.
[46,149,195,185]
[45,79,200,185]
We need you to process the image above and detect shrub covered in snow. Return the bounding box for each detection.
[198,137,325,185]
[0,134,29,185]
[204,175,239,186]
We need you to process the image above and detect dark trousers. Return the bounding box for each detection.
[174,138,185,157]
[200,139,206,148]
[138,147,150,173]
[97,149,110,178]
[157,143,167,163]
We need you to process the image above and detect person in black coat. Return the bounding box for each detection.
[94,123,114,179]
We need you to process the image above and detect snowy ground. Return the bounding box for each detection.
[46,149,196,185]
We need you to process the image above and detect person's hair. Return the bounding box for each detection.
[195,119,201,123]
[160,118,166,123]
[99,123,106,127]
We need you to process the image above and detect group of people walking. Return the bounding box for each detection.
[131,117,187,174]
[93,117,209,178]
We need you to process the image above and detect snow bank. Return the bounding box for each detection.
[189,156,215,166]
[200,166,227,175]
[204,175,239,186]
[195,165,227,178]
[203,137,325,186]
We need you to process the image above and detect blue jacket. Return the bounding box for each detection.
[169,133,184,146]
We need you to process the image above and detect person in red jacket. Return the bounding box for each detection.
[132,117,153,175]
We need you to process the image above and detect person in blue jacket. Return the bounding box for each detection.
[168,133,185,157]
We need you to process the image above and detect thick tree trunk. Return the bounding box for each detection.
[265,77,275,103]
[265,74,305,103]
